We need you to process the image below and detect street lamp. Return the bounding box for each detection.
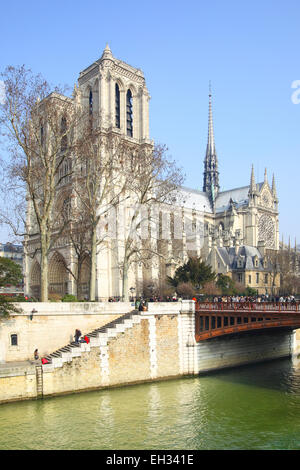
[129,287,135,302]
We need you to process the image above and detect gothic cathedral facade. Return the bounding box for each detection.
[24,46,279,299]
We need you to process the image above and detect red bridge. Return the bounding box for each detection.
[195,301,300,341]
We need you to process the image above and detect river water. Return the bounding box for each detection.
[1,357,300,450]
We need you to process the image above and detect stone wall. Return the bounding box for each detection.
[292,329,300,358]
[0,301,296,404]
[0,302,131,363]
[42,348,104,397]
[0,364,36,403]
[196,329,292,372]
[108,319,151,386]
[155,315,180,378]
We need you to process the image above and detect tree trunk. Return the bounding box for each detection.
[122,258,129,301]
[40,232,49,302]
[89,227,97,301]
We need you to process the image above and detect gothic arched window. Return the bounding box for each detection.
[126,89,133,137]
[115,83,120,128]
[40,125,44,147]
[63,197,71,220]
[89,90,93,115]
[60,117,67,152]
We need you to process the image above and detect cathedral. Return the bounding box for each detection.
[24,46,280,299]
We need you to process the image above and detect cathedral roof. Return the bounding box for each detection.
[178,186,213,213]
[214,180,265,213]
[214,245,271,271]
[214,185,250,212]
[174,179,264,215]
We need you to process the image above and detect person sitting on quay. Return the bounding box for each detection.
[34,349,39,361]
[74,329,82,344]
[79,335,90,344]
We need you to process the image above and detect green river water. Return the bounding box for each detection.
[1,357,300,450]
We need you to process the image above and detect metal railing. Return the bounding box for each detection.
[195,303,300,341]
[196,301,300,313]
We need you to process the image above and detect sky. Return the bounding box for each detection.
[0,0,300,244]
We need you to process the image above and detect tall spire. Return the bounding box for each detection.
[248,164,257,205]
[250,164,256,192]
[203,84,219,210]
[272,173,277,197]
[101,43,113,60]
[207,82,216,158]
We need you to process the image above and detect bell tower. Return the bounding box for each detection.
[77,45,151,144]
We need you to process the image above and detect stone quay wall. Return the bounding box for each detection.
[0,301,296,404]
[0,302,131,363]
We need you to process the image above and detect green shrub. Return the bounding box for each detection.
[0,297,22,317]
[14,295,27,302]
[61,294,78,302]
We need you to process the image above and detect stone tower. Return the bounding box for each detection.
[77,44,151,143]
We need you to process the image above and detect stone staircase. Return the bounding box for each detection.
[43,309,141,368]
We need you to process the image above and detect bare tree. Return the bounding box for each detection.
[265,248,291,295]
[0,66,81,301]
[56,202,91,299]
[117,143,185,301]
[74,125,131,301]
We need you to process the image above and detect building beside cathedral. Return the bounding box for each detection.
[24,46,280,299]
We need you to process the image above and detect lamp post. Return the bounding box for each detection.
[129,287,135,302]
[195,284,201,301]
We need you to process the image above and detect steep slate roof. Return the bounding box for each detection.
[215,186,250,212]
[177,186,213,213]
[215,245,271,271]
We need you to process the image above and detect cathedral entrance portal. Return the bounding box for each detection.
[48,252,69,298]
[29,260,41,299]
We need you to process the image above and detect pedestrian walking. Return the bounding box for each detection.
[34,349,39,361]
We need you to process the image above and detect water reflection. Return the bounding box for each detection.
[1,358,300,449]
[208,357,300,395]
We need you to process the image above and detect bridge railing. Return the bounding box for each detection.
[196,301,300,313]
[195,301,300,341]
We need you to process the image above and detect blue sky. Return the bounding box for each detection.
[1,0,300,244]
